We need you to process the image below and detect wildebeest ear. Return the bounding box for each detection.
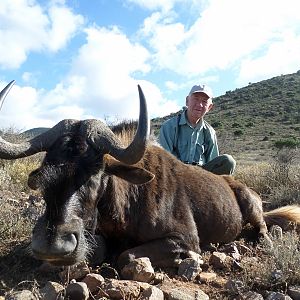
[104,155,155,185]
[28,168,41,190]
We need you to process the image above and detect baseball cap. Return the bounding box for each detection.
[188,84,213,98]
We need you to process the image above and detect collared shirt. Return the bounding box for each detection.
[159,110,219,165]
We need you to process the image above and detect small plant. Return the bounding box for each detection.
[234,129,244,136]
[239,231,300,290]
[274,138,299,149]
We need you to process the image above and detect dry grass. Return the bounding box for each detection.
[238,231,300,293]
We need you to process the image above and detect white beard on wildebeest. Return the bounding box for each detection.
[1,80,300,271]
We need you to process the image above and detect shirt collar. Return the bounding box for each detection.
[180,110,205,129]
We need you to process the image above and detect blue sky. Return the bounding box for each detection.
[1,0,300,130]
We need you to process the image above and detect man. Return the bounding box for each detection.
[159,84,236,175]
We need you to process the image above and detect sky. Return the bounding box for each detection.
[1,0,300,130]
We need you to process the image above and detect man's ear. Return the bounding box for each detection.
[207,102,214,112]
[104,155,155,185]
[185,96,189,106]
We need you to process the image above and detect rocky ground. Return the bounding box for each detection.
[1,189,300,300]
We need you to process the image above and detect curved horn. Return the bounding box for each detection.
[0,119,80,159]
[81,85,149,165]
[0,80,15,111]
[0,80,81,159]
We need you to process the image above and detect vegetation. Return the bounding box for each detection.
[0,71,299,298]
[152,70,300,162]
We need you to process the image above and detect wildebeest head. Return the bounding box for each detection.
[0,82,153,265]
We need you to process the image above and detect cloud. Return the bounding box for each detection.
[237,32,300,85]
[0,0,83,69]
[0,25,179,129]
[139,0,300,80]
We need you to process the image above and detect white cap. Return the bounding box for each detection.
[188,84,213,98]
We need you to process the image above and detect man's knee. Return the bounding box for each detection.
[221,154,236,174]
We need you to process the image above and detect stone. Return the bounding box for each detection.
[209,251,229,269]
[265,291,292,300]
[82,273,105,294]
[198,272,217,283]
[225,279,244,294]
[236,291,264,299]
[121,257,155,283]
[59,261,90,281]
[270,225,283,240]
[140,285,164,300]
[65,282,89,300]
[167,287,209,300]
[287,285,300,300]
[97,279,141,299]
[178,258,202,281]
[5,290,38,300]
[39,281,65,300]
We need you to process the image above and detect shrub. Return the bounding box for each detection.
[274,138,299,149]
[239,231,300,290]
[234,129,244,136]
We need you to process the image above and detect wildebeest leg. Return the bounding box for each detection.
[233,183,273,246]
[117,236,200,269]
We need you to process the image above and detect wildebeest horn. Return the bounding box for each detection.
[0,80,15,111]
[80,85,150,165]
[0,80,81,159]
[0,119,80,159]
[0,83,149,164]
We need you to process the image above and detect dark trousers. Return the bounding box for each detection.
[202,154,236,175]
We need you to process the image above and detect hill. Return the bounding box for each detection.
[152,70,300,163]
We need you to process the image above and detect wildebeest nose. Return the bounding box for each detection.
[32,232,78,258]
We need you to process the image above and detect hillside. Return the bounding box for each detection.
[6,71,300,164]
[152,70,300,163]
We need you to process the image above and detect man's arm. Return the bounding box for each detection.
[159,121,175,154]
[205,129,219,162]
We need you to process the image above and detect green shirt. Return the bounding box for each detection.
[159,110,219,165]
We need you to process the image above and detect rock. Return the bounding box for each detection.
[270,225,283,240]
[265,291,293,300]
[5,290,38,300]
[222,242,241,261]
[65,282,89,300]
[236,291,264,299]
[81,273,105,294]
[140,285,164,300]
[287,285,300,299]
[121,257,155,282]
[198,272,217,283]
[167,287,209,300]
[225,279,244,294]
[97,279,141,299]
[178,257,202,281]
[59,261,90,281]
[153,272,166,284]
[271,269,283,282]
[39,281,65,300]
[209,251,229,269]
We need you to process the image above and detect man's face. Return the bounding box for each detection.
[186,92,213,121]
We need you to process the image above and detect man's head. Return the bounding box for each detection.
[185,84,214,125]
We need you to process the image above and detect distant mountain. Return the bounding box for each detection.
[16,71,300,163]
[21,127,49,138]
[152,70,300,162]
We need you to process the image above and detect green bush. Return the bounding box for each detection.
[234,129,244,136]
[274,138,299,149]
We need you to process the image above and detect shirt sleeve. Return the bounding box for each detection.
[205,129,219,162]
[159,120,175,154]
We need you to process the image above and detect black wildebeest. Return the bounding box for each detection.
[1,81,300,269]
